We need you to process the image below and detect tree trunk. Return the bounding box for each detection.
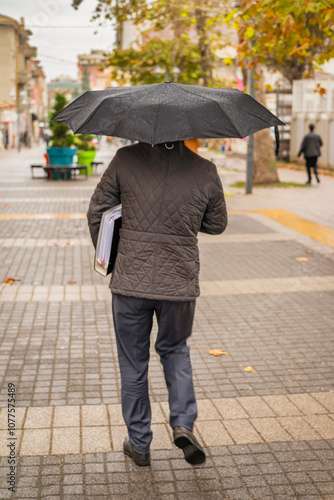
[253,79,279,184]
[194,6,213,86]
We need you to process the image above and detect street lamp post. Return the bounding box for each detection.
[16,90,27,153]
[155,65,180,82]
[171,66,181,83]
[246,68,255,194]
[17,90,21,152]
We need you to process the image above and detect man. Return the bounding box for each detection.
[87,141,227,466]
[298,124,323,184]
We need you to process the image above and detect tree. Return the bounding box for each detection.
[227,0,334,85]
[253,80,279,184]
[224,0,334,184]
[48,93,74,147]
[72,0,230,87]
[107,38,204,86]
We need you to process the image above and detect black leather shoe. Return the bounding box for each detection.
[123,437,151,466]
[173,426,206,465]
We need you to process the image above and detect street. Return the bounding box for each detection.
[0,145,334,499]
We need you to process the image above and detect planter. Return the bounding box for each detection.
[77,150,97,176]
[47,147,77,180]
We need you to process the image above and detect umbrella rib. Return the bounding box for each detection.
[67,87,137,133]
[151,84,166,144]
[176,86,245,138]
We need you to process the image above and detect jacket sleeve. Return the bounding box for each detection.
[86,153,121,248]
[199,164,228,235]
[298,138,305,157]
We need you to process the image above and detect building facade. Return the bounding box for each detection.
[47,75,82,110]
[77,50,115,91]
[0,15,46,149]
[290,76,334,169]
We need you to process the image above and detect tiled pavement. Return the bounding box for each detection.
[0,145,334,499]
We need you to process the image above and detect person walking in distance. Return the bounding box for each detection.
[298,124,323,184]
[87,141,227,467]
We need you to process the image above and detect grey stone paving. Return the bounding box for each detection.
[1,290,333,408]
[1,441,334,499]
[1,146,334,499]
[1,222,333,285]
[0,219,88,240]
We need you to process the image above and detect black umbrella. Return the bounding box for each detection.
[52,82,284,145]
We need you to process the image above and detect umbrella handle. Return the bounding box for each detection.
[165,143,175,149]
[274,126,280,157]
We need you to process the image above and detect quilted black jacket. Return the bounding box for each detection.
[87,142,227,301]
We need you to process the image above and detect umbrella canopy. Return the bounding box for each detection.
[52,82,284,145]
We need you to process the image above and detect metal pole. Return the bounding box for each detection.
[15,33,21,152]
[17,92,21,153]
[246,67,255,194]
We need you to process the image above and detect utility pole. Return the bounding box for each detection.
[246,67,255,194]
[15,32,21,152]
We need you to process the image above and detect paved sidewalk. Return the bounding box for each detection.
[0,146,334,499]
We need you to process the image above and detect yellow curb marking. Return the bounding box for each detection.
[255,209,334,248]
[0,213,86,220]
[229,209,334,248]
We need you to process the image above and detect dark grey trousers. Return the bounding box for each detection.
[112,293,197,454]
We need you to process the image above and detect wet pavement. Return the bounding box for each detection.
[0,144,334,499]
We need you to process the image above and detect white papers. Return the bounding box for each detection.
[95,204,122,275]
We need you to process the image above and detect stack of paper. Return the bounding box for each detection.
[94,204,122,276]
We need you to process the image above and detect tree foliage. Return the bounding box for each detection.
[107,38,204,86]
[48,93,74,148]
[227,0,334,84]
[72,0,230,86]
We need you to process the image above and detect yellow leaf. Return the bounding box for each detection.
[5,277,21,285]
[244,366,254,372]
[296,257,309,261]
[253,73,261,80]
[223,56,233,65]
[209,349,229,357]
[245,26,255,38]
[265,83,273,92]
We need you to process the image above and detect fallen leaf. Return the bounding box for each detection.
[244,366,254,372]
[296,257,309,261]
[209,349,229,357]
[3,204,11,208]
[306,250,314,255]
[68,280,77,284]
[54,241,70,247]
[5,277,21,285]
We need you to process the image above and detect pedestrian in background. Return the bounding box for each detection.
[87,141,227,467]
[298,124,323,184]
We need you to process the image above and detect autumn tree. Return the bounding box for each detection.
[227,0,334,85]
[222,0,333,183]
[72,0,231,86]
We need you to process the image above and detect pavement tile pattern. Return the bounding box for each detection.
[1,146,334,499]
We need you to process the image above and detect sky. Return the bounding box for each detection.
[0,0,116,82]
